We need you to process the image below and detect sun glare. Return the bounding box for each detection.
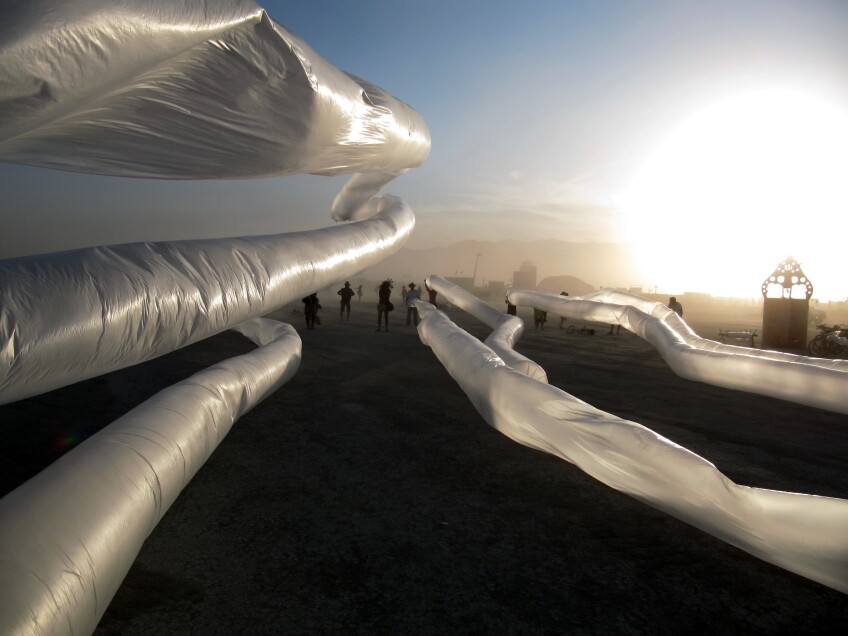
[622,89,848,301]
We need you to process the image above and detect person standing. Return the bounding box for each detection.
[337,281,355,320]
[302,293,320,330]
[425,282,438,308]
[376,279,393,332]
[668,296,683,317]
[356,284,363,302]
[405,282,422,326]
[533,307,547,329]
[558,291,569,328]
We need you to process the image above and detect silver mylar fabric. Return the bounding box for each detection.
[0,195,414,405]
[0,0,430,178]
[508,289,848,415]
[0,318,301,635]
[413,301,848,594]
[0,1,430,632]
[424,275,547,382]
[0,0,430,405]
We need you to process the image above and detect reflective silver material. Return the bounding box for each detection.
[0,1,430,179]
[0,196,414,405]
[509,289,848,415]
[424,275,546,381]
[415,295,848,594]
[0,0,432,404]
[0,318,301,635]
[0,2,430,632]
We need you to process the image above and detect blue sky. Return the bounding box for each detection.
[3,0,848,296]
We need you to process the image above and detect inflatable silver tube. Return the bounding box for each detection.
[0,1,430,178]
[580,288,845,368]
[509,289,848,415]
[424,275,547,382]
[414,303,848,594]
[0,318,301,635]
[0,0,431,406]
[0,2,432,632]
[0,196,414,406]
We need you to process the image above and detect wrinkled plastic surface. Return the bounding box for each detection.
[1,2,429,630]
[0,196,414,405]
[509,289,848,415]
[425,276,547,382]
[414,295,848,594]
[0,1,430,178]
[0,0,431,406]
[0,318,301,635]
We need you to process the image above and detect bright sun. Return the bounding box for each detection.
[621,89,848,301]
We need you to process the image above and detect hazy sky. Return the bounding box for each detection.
[3,0,848,298]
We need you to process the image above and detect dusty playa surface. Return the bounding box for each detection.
[2,297,847,634]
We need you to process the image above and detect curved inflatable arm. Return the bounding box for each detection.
[0,1,430,179]
[422,275,547,382]
[0,197,414,405]
[509,289,848,415]
[0,318,301,635]
[417,292,848,594]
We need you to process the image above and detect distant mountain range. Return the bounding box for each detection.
[359,239,640,290]
[537,275,595,296]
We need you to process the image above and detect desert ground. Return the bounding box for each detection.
[2,291,847,634]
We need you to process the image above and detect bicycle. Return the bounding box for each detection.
[807,324,848,358]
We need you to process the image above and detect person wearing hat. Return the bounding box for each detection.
[405,282,422,326]
[337,281,356,320]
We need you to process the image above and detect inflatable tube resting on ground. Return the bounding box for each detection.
[424,275,547,382]
[0,1,433,633]
[0,318,301,636]
[413,301,848,594]
[509,289,848,415]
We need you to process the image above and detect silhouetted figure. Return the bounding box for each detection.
[377,279,393,332]
[406,282,422,326]
[533,307,547,329]
[608,324,621,335]
[356,284,363,302]
[668,296,683,317]
[506,297,517,315]
[338,281,355,320]
[559,291,569,328]
[426,283,438,308]
[302,293,320,330]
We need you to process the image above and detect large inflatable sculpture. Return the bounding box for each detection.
[417,278,848,594]
[0,0,429,404]
[510,288,848,415]
[1,0,846,633]
[0,1,429,633]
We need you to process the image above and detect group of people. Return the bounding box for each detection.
[301,279,438,332]
[508,292,684,334]
[306,283,684,334]
[377,279,437,332]
[301,282,362,329]
[531,291,568,330]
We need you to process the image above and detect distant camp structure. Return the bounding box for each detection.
[761,256,813,349]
